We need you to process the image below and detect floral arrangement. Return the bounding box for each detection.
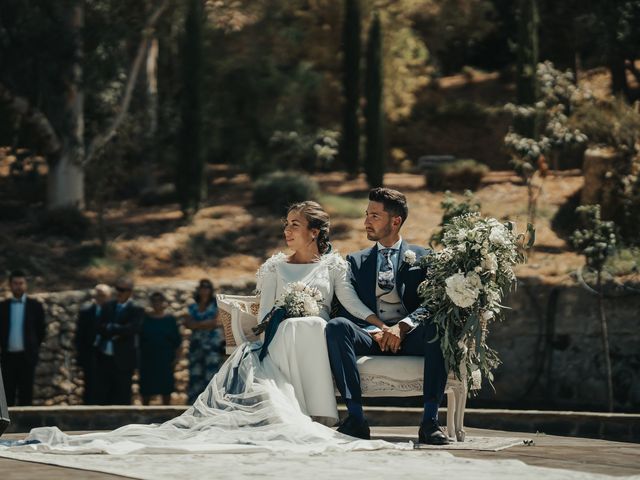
[417,213,534,389]
[276,281,324,318]
[253,282,324,358]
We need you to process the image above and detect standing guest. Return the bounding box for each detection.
[185,279,223,404]
[94,277,143,405]
[0,270,46,406]
[139,292,181,406]
[75,284,112,404]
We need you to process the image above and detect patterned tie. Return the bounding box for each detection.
[378,248,395,291]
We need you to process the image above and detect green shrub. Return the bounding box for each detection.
[252,171,320,214]
[571,98,640,245]
[570,98,640,157]
[425,159,489,191]
[36,207,92,239]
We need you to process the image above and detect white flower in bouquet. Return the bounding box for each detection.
[489,225,510,246]
[481,310,494,322]
[277,282,324,318]
[481,252,498,274]
[303,296,320,316]
[403,250,417,266]
[445,272,482,308]
[289,281,307,293]
[456,229,467,242]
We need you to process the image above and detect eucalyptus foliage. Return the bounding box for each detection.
[418,214,534,389]
[430,190,481,247]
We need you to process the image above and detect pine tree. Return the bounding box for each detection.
[177,0,205,216]
[341,0,361,177]
[364,12,384,188]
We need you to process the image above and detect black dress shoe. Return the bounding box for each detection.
[418,420,450,445]
[337,415,371,440]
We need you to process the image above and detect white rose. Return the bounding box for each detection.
[303,296,319,316]
[403,250,417,266]
[445,272,481,308]
[489,226,509,246]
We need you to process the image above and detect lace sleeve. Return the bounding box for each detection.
[328,254,375,321]
[256,252,287,321]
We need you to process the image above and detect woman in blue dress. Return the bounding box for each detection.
[184,279,224,404]
[139,292,181,405]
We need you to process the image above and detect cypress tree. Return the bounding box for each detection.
[364,12,384,188]
[515,0,540,138]
[341,0,361,177]
[177,0,205,216]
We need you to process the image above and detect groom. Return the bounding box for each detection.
[326,187,449,444]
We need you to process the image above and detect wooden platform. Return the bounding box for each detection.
[1,427,638,479]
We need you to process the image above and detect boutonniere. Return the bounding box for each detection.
[403,250,417,266]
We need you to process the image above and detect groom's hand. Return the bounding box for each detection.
[380,324,408,353]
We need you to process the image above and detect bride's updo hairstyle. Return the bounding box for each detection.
[287,201,331,254]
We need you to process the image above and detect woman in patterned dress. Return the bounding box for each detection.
[184,279,224,404]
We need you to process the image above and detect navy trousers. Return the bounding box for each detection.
[326,317,447,405]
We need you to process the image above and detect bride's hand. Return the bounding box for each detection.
[380,324,405,353]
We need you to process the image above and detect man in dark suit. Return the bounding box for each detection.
[326,188,449,444]
[0,270,46,406]
[75,284,112,404]
[93,277,143,405]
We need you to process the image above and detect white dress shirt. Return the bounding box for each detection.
[8,294,26,352]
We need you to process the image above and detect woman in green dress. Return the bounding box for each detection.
[139,292,181,405]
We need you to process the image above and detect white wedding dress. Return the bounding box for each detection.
[5,251,387,455]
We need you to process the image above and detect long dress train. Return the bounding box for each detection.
[5,252,395,454]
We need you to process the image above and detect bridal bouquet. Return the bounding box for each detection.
[276,281,324,318]
[418,213,534,388]
[253,282,324,361]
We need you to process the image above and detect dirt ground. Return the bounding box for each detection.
[1,168,607,293]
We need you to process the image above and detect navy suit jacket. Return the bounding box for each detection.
[96,300,144,371]
[0,297,46,365]
[338,240,431,327]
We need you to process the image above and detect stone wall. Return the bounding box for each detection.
[2,280,253,406]
[471,278,640,412]
[3,277,640,412]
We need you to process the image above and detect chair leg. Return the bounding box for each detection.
[445,388,455,440]
[454,383,467,442]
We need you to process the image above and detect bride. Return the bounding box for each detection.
[15,201,394,454]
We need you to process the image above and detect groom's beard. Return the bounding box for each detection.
[366,223,392,242]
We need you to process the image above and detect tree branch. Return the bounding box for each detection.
[83,0,169,166]
[0,81,61,156]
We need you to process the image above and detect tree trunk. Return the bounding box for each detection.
[341,0,361,177]
[364,12,384,189]
[609,49,629,100]
[48,1,85,209]
[597,270,614,412]
[177,0,205,216]
[143,36,160,191]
